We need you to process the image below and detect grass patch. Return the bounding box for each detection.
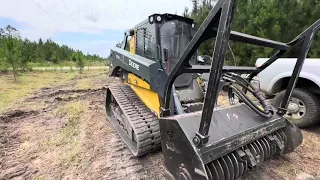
[17,101,87,177]
[55,101,84,125]
[0,71,78,113]
[29,61,107,68]
[76,78,92,90]
[75,70,107,90]
[41,102,85,167]
[31,175,45,180]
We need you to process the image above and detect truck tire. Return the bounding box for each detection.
[272,88,320,128]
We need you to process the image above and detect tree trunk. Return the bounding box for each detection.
[11,61,17,82]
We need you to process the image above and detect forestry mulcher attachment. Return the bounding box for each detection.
[106,0,320,179]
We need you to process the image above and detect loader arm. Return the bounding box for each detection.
[161,0,320,130]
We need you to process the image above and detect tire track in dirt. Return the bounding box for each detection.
[0,110,39,123]
[80,88,165,179]
[0,113,40,179]
[0,73,165,179]
[0,74,109,179]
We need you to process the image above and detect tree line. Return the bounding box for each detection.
[0,25,106,80]
[183,0,320,66]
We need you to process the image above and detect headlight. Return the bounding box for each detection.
[157,16,162,22]
[149,16,154,23]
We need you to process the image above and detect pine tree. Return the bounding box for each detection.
[184,0,320,66]
[0,25,20,81]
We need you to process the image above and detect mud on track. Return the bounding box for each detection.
[0,71,320,180]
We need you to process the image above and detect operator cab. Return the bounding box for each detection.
[157,17,197,74]
[148,14,201,102]
[121,13,197,72]
[119,14,203,105]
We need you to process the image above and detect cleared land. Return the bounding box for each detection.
[0,70,320,180]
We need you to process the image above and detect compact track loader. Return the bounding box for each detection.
[106,0,320,179]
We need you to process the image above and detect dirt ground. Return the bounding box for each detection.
[0,70,320,180]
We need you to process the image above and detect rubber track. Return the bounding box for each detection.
[107,84,161,156]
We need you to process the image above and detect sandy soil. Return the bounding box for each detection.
[0,71,320,180]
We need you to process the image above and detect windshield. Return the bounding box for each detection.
[160,20,195,73]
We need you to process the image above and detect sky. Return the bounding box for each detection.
[0,0,193,58]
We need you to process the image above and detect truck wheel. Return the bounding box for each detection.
[272,88,320,128]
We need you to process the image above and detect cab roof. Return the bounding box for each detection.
[133,13,194,28]
[149,13,194,24]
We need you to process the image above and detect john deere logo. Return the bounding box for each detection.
[129,59,140,71]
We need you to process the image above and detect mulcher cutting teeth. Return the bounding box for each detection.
[160,107,303,180]
[205,129,287,180]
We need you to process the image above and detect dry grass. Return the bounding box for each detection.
[17,101,87,179]
[45,101,85,167]
[75,70,106,90]
[76,77,92,90]
[31,175,45,180]
[0,71,79,114]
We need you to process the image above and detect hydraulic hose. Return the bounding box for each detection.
[229,85,273,118]
[224,73,274,118]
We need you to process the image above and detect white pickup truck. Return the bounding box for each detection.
[254,58,320,128]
